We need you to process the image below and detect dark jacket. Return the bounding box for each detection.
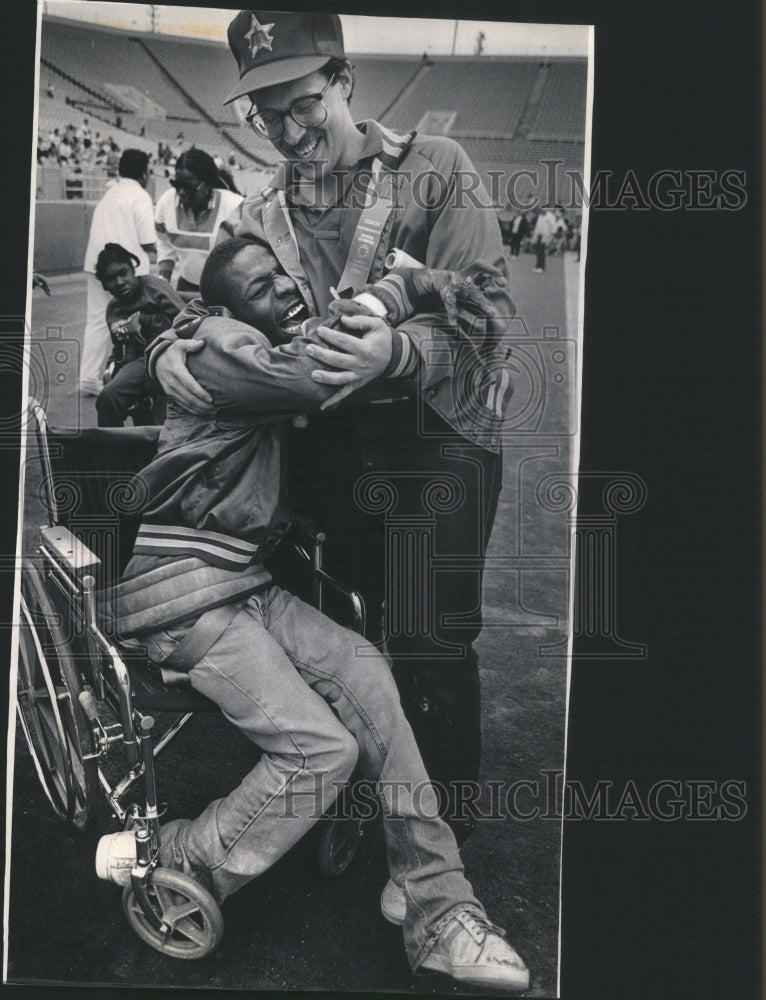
[106,275,184,367]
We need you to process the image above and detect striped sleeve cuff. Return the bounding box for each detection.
[133,523,260,571]
[359,269,420,327]
[384,329,419,379]
[145,335,173,381]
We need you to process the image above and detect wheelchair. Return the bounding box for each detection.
[16,399,368,959]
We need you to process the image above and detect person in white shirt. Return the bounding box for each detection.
[80,149,157,395]
[154,149,244,298]
[531,206,558,273]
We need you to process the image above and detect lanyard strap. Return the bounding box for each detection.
[267,158,397,301]
[334,158,397,298]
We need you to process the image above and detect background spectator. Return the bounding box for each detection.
[79,149,157,395]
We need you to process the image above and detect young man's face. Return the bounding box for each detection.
[226,244,310,342]
[250,65,359,181]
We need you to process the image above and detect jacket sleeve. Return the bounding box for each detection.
[188,318,339,414]
[386,140,515,392]
[138,281,186,338]
[144,291,209,379]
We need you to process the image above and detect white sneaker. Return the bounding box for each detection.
[380,879,406,925]
[95,830,137,886]
[420,907,530,992]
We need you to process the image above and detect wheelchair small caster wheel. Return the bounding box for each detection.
[122,868,223,959]
[317,817,363,877]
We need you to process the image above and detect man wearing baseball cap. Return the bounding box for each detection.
[149,12,521,988]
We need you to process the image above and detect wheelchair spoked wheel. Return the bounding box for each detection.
[317,817,364,877]
[122,869,224,960]
[16,560,98,830]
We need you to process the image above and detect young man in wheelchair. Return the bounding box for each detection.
[100,237,529,992]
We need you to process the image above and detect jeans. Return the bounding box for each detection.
[144,584,483,969]
[96,358,154,427]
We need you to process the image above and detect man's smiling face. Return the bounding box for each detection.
[226,243,310,342]
[250,64,360,182]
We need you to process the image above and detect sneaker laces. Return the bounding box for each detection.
[456,907,507,941]
[426,904,507,949]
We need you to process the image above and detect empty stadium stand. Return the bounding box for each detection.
[141,36,244,126]
[384,57,539,137]
[344,56,426,123]
[527,62,588,142]
[39,58,124,117]
[41,18,195,118]
[37,15,587,210]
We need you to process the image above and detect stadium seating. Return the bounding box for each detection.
[383,58,539,136]
[142,36,243,126]
[346,56,425,123]
[38,65,118,117]
[458,136,584,174]
[528,63,588,141]
[38,16,588,207]
[41,19,195,119]
[36,98,157,155]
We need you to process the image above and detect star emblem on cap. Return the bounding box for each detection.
[245,15,275,57]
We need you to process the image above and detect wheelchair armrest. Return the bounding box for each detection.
[311,568,367,637]
[39,524,101,579]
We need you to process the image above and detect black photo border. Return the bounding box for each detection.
[1,2,761,998]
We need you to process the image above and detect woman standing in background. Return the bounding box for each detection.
[155,148,243,299]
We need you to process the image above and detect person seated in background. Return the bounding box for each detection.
[99,237,529,994]
[154,148,244,300]
[94,243,185,427]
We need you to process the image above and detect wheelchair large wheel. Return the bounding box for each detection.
[16,560,98,829]
[317,817,364,877]
[122,869,223,960]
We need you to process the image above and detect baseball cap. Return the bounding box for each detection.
[224,10,345,104]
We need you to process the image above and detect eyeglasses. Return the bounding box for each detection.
[170,178,205,196]
[246,75,336,140]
